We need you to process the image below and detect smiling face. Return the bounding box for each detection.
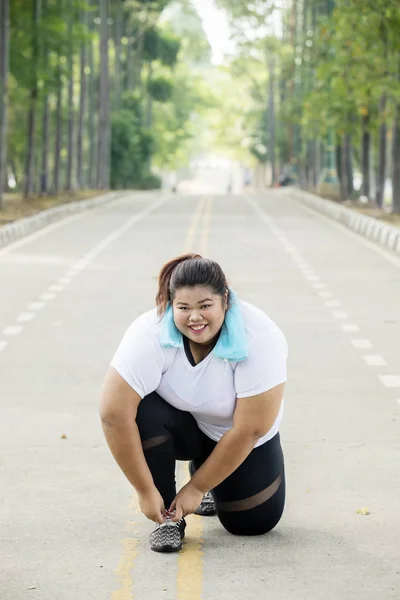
[172,286,227,346]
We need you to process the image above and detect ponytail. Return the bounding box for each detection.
[156,253,202,316]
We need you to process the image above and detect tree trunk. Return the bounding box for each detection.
[53,55,63,195]
[345,134,354,196]
[66,11,74,191]
[24,0,41,198]
[268,55,276,186]
[146,61,153,128]
[40,95,49,195]
[132,27,145,93]
[97,0,110,189]
[392,103,400,215]
[0,0,10,208]
[376,93,387,208]
[114,0,123,110]
[87,36,97,188]
[40,0,49,195]
[361,113,370,199]
[77,6,88,189]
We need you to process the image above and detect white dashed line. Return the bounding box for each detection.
[378,375,400,388]
[16,313,35,322]
[49,285,63,292]
[333,311,349,320]
[363,355,387,366]
[2,325,23,336]
[341,324,360,333]
[28,302,46,310]
[0,340,8,352]
[313,283,326,289]
[247,196,400,407]
[351,339,373,349]
[40,293,56,301]
[58,277,71,285]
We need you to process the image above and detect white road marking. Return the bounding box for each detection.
[16,313,35,322]
[333,311,349,319]
[351,339,373,349]
[325,300,341,307]
[49,285,63,292]
[0,340,8,352]
[396,399,400,407]
[363,355,387,366]
[58,277,71,285]
[378,375,400,388]
[306,275,320,282]
[341,324,360,333]
[28,302,45,310]
[313,283,326,289]
[40,293,56,301]
[0,213,88,259]
[292,196,400,270]
[2,325,23,336]
[318,291,332,298]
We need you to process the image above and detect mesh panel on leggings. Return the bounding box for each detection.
[218,474,282,512]
[142,435,170,450]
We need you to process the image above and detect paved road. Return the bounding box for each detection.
[1,189,399,600]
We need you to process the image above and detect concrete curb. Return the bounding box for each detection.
[290,188,400,255]
[0,191,121,249]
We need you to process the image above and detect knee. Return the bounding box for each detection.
[219,514,282,537]
[218,498,285,536]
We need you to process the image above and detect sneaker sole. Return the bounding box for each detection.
[194,508,217,516]
[151,541,183,553]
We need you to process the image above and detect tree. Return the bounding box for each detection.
[97,0,110,189]
[0,0,10,208]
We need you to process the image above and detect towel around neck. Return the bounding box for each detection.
[159,289,248,362]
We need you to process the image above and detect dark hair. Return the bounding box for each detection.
[156,253,229,316]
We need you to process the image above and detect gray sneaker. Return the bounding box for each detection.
[194,491,217,516]
[149,517,186,553]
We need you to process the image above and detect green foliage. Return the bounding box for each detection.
[148,75,173,102]
[110,100,154,189]
[143,27,180,66]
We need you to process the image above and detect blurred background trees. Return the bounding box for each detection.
[0,0,214,206]
[1,0,400,214]
[216,0,400,211]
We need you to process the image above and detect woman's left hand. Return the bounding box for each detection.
[168,482,204,521]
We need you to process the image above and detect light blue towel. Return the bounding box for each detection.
[159,289,248,362]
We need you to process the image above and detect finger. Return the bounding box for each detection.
[168,498,177,513]
[155,512,166,524]
[171,503,183,522]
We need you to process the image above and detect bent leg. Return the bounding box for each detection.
[212,433,285,536]
[135,392,203,506]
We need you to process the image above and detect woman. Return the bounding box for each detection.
[99,254,288,553]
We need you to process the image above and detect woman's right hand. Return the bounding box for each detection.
[137,487,167,524]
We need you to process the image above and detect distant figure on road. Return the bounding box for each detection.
[243,168,252,188]
[99,254,287,553]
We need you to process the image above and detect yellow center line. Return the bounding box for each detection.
[183,196,207,253]
[176,195,214,600]
[111,195,210,599]
[111,497,140,600]
[199,197,213,257]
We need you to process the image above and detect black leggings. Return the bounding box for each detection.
[136,392,285,536]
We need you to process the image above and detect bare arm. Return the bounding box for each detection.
[99,366,154,494]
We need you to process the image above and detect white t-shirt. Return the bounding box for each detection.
[111,300,288,448]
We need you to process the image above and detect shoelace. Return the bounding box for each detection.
[157,517,182,529]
